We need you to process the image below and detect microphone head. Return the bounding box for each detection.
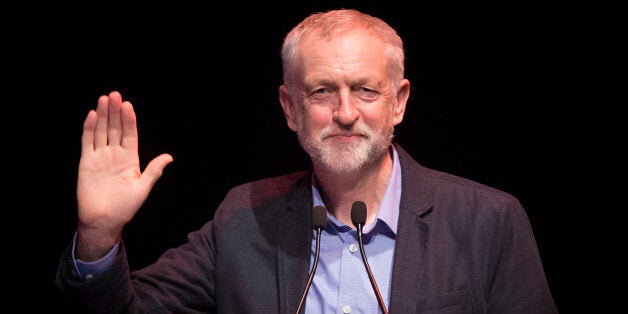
[350,201,367,228]
[312,205,328,229]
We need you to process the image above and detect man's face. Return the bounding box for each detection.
[287,29,405,174]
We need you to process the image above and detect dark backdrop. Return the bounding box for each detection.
[22,1,561,312]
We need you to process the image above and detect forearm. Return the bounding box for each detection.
[75,222,123,261]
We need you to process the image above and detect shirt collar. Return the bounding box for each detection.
[311,145,401,235]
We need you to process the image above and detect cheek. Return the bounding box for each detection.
[301,105,333,127]
[360,106,393,127]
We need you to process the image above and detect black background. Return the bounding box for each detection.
[17,1,562,312]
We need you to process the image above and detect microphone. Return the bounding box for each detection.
[351,201,389,314]
[296,205,328,314]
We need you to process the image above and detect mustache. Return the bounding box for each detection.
[319,124,373,139]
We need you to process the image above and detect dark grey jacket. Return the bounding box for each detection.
[56,143,557,313]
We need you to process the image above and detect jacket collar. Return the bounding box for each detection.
[275,143,436,313]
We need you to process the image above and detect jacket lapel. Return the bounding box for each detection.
[274,144,434,313]
[276,173,314,314]
[389,143,434,312]
[388,204,430,312]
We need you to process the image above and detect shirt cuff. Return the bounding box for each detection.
[71,232,120,280]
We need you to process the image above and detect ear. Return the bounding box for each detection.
[279,85,298,132]
[392,79,410,126]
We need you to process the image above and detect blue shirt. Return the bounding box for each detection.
[73,146,401,314]
[306,146,400,314]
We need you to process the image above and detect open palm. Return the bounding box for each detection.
[76,91,172,258]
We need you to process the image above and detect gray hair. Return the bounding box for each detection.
[281,9,405,95]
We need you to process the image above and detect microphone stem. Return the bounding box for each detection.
[296,227,322,314]
[357,224,389,314]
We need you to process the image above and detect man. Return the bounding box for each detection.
[56,8,558,313]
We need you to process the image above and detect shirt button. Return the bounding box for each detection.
[343,305,351,313]
[349,244,357,253]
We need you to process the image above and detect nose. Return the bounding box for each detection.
[333,91,359,125]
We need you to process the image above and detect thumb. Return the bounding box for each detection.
[141,153,174,189]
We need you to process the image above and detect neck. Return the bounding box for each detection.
[314,148,393,228]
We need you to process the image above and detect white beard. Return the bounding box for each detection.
[297,119,394,174]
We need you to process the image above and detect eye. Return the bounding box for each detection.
[355,87,379,101]
[310,87,333,100]
[312,88,327,95]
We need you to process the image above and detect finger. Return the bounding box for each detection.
[107,91,123,146]
[141,153,174,189]
[81,110,97,155]
[120,100,138,151]
[93,94,110,148]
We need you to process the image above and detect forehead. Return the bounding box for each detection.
[299,29,388,81]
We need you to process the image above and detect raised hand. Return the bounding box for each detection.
[75,91,173,261]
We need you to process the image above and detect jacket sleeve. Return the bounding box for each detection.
[55,220,218,313]
[486,196,558,313]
